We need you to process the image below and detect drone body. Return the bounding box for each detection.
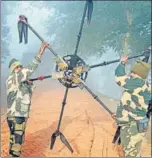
[18,0,151,153]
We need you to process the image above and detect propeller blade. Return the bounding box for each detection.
[60,132,73,153]
[18,15,28,44]
[87,0,93,25]
[50,133,57,149]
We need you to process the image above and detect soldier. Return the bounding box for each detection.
[6,42,49,157]
[113,56,151,157]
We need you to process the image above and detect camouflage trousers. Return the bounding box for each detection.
[7,117,27,157]
[120,121,146,157]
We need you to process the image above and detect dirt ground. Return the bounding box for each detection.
[1,81,151,157]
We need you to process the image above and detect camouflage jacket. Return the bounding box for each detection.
[115,63,151,125]
[6,57,41,117]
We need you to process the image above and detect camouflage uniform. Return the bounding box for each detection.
[6,56,41,157]
[115,61,151,157]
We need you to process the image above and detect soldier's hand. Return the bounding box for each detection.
[120,56,128,64]
[37,42,49,57]
[27,80,33,85]
[111,113,117,120]
[112,121,117,128]
[40,42,49,52]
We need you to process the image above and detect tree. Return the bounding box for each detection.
[1,1,151,62]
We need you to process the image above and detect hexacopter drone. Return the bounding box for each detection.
[18,1,151,153]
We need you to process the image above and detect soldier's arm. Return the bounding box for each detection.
[14,57,41,83]
[115,63,144,91]
[115,62,128,86]
[25,56,41,77]
[26,42,49,75]
[16,42,49,83]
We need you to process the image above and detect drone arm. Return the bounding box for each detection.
[79,81,113,115]
[74,1,88,56]
[20,19,68,70]
[29,75,52,81]
[89,54,144,69]
[89,45,151,69]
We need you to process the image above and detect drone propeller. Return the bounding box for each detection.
[87,0,93,25]
[50,132,57,149]
[60,132,73,153]
[18,15,28,44]
[50,87,74,153]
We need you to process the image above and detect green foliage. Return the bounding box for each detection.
[56,1,151,56]
[88,1,151,54]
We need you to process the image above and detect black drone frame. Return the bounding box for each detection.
[18,0,151,153]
